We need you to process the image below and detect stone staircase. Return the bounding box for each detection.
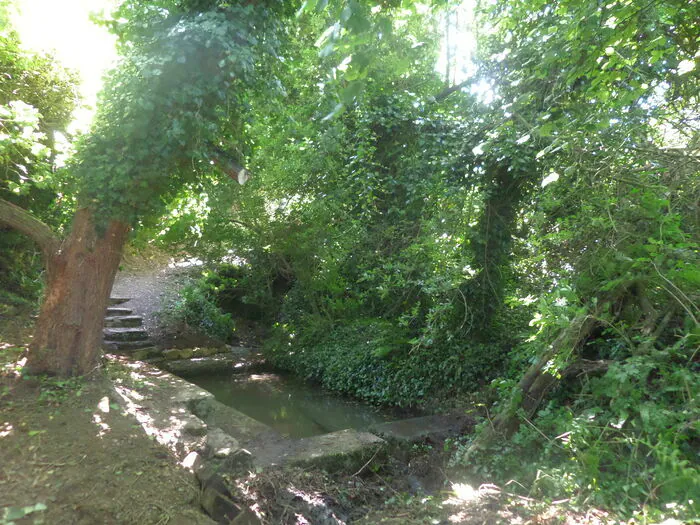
[103,297,158,356]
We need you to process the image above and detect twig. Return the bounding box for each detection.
[522,417,563,450]
[372,471,400,496]
[351,449,380,477]
[652,262,699,324]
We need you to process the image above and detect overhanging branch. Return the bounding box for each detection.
[0,198,60,256]
[209,146,251,185]
[434,80,470,103]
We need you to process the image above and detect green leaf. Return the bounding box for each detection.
[321,103,344,121]
[340,81,363,104]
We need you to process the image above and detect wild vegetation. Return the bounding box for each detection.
[1,0,698,522]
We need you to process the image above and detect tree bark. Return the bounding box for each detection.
[464,312,599,457]
[0,198,60,259]
[465,163,526,332]
[25,208,130,377]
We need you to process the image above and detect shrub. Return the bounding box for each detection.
[160,283,236,343]
[265,319,508,407]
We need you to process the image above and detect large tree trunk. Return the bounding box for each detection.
[26,209,130,377]
[465,163,525,332]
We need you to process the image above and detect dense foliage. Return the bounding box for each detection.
[155,0,698,518]
[0,6,78,309]
[2,0,698,519]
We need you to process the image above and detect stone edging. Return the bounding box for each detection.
[107,356,389,523]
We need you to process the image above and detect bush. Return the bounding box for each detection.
[455,335,699,520]
[265,319,508,407]
[160,283,236,343]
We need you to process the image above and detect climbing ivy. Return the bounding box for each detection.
[73,0,292,227]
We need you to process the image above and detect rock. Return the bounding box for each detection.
[221,449,254,475]
[200,484,240,524]
[197,465,241,524]
[103,327,149,342]
[205,429,240,459]
[164,349,185,360]
[183,418,208,437]
[181,451,204,472]
[179,348,195,360]
[231,509,262,524]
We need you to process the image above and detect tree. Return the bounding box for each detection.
[0,0,291,376]
[462,0,700,459]
[0,12,78,306]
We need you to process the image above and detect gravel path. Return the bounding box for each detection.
[109,260,201,344]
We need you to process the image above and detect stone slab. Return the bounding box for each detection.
[109,297,130,305]
[104,327,149,341]
[104,315,143,328]
[369,414,470,443]
[106,307,132,316]
[160,355,245,375]
[255,429,386,470]
[104,340,155,352]
[191,397,278,450]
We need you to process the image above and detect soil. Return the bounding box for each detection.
[0,360,213,524]
[230,452,613,525]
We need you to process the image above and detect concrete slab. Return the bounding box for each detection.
[255,429,386,470]
[160,355,249,375]
[105,315,144,328]
[369,414,470,443]
[193,398,280,450]
[104,327,149,341]
[104,340,156,352]
[106,307,132,315]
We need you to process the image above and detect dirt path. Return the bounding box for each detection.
[0,372,214,524]
[110,259,196,338]
[0,255,216,524]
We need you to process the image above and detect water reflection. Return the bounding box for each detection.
[183,371,403,438]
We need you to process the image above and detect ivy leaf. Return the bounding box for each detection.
[340,81,363,104]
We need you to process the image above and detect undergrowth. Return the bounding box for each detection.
[453,335,699,522]
[157,280,237,344]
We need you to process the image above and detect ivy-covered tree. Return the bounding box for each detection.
[0,0,293,376]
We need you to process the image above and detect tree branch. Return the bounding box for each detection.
[434,80,470,102]
[208,146,251,185]
[0,198,60,255]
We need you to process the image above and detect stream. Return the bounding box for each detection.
[181,370,408,438]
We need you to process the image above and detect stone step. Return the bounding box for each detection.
[106,307,132,316]
[103,340,155,352]
[109,297,130,305]
[103,327,149,342]
[104,315,143,328]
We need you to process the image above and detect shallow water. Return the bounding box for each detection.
[183,371,405,438]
